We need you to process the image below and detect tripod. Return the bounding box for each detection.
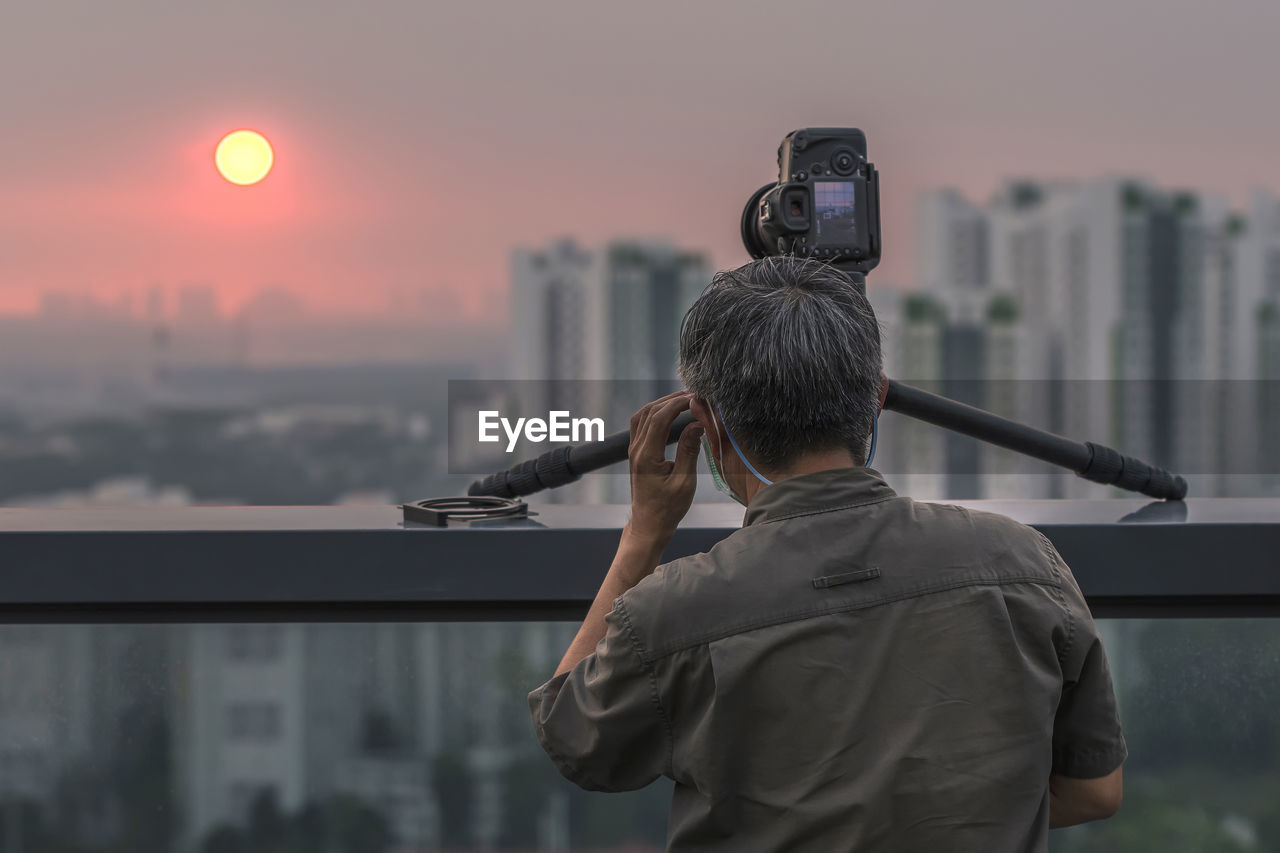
[467,378,1187,502]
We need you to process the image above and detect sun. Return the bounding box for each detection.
[215,129,274,186]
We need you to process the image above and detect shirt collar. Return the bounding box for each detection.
[743,466,897,526]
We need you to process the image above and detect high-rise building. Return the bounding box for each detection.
[878,292,949,498]
[0,627,72,803]
[0,625,166,846]
[980,292,1047,498]
[172,619,578,850]
[916,189,989,301]
[511,239,709,384]
[509,238,711,502]
[176,283,221,327]
[1202,190,1280,495]
[893,178,1278,500]
[510,240,594,390]
[177,625,309,847]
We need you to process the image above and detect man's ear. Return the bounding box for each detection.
[877,373,889,416]
[689,396,716,435]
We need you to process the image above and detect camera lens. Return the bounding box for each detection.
[831,148,856,176]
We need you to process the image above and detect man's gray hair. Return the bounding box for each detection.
[678,256,882,470]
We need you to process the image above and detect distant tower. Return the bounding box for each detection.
[986,179,1213,497]
[509,238,711,502]
[888,293,948,499]
[175,283,220,327]
[916,188,989,300]
[145,286,166,322]
[150,323,172,400]
[510,238,593,411]
[1223,190,1280,495]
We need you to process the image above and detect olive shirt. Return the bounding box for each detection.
[529,467,1127,852]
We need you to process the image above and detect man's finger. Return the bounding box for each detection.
[631,398,662,453]
[629,389,691,458]
[630,402,655,456]
[643,391,683,418]
[641,394,692,463]
[672,420,704,478]
[630,406,643,442]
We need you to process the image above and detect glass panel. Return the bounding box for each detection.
[1054,619,1280,851]
[1,619,1278,851]
[0,622,668,852]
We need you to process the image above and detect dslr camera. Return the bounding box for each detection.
[740,128,882,276]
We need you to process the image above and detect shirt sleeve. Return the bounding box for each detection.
[528,597,671,792]
[1045,539,1129,779]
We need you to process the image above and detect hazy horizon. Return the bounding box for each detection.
[4,0,1278,319]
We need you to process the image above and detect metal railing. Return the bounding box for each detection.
[2,498,1277,622]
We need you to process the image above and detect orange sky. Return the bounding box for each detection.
[2,0,1278,321]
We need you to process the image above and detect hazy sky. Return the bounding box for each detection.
[2,0,1277,319]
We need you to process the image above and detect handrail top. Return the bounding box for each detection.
[0,498,1273,533]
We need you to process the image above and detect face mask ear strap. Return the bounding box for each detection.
[866,415,879,468]
[700,406,746,506]
[716,404,773,486]
[711,402,878,475]
[702,405,725,465]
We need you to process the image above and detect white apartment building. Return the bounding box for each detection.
[175,619,579,851]
[1202,190,1280,495]
[177,624,309,847]
[915,189,989,301]
[904,179,1266,499]
[509,238,711,502]
[0,627,78,801]
[0,624,165,847]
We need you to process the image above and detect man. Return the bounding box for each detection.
[529,257,1126,851]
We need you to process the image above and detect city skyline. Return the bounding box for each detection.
[3,0,1279,318]
[4,3,1279,852]
[5,169,1276,326]
[3,175,1276,401]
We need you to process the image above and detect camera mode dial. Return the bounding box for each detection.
[831,148,857,176]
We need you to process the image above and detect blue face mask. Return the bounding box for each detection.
[701,434,744,505]
[701,405,771,507]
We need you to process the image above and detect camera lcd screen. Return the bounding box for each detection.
[814,181,857,243]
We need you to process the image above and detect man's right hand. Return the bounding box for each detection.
[626,391,703,546]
